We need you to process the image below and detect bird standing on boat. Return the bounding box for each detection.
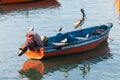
[55,27,62,32]
[74,9,87,29]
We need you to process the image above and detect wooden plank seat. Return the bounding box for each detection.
[75,37,88,40]
[52,42,68,46]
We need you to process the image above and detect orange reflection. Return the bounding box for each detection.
[0,0,60,13]
[115,0,120,14]
[18,60,44,79]
[18,41,111,80]
[22,60,44,75]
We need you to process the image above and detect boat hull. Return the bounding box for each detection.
[0,0,60,13]
[0,0,39,4]
[18,41,111,78]
[18,23,113,59]
[44,34,108,58]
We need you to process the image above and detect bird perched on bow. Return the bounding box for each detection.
[74,9,87,29]
[55,27,62,32]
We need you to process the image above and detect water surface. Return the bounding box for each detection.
[0,0,120,80]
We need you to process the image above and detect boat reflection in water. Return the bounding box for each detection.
[18,41,112,80]
[0,0,60,14]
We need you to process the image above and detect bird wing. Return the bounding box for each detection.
[74,19,81,29]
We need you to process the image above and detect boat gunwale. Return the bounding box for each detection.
[44,24,112,52]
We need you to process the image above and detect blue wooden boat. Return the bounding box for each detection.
[18,41,111,79]
[18,23,113,59]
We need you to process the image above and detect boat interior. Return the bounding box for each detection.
[41,24,109,50]
[46,25,108,45]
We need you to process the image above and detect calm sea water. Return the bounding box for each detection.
[0,0,120,80]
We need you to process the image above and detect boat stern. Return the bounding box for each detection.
[18,45,44,59]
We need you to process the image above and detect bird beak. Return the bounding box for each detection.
[81,9,87,19]
[83,12,87,19]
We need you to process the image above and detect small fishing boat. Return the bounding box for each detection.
[0,0,41,4]
[18,41,112,79]
[0,0,60,13]
[18,23,113,59]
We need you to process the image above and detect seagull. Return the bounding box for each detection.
[55,27,62,32]
[74,9,87,29]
